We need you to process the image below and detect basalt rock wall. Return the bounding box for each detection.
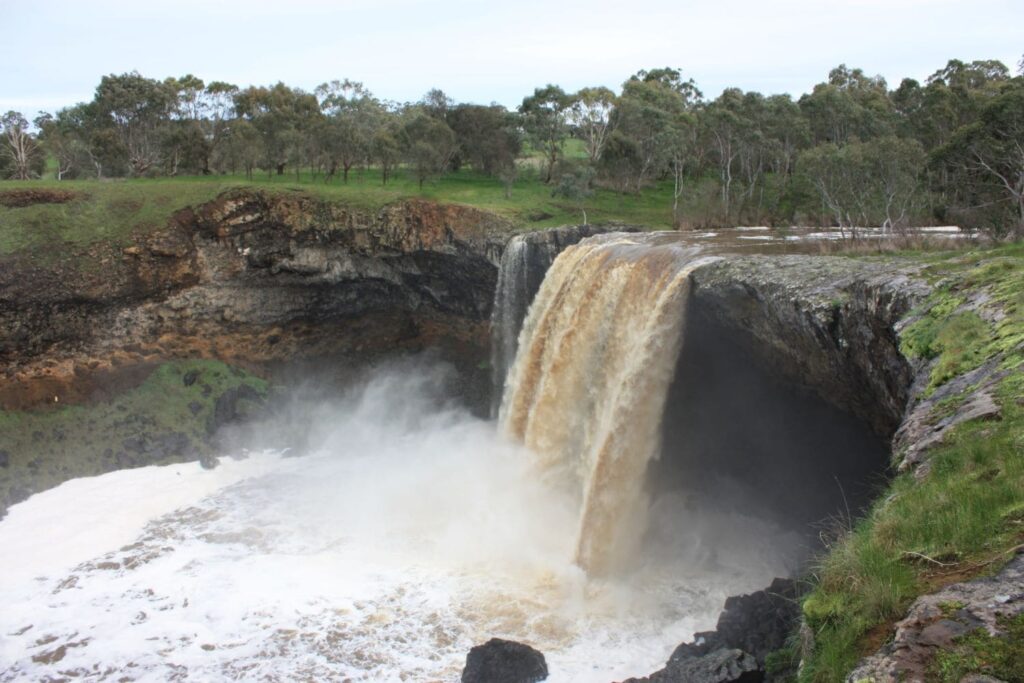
[0,190,521,409]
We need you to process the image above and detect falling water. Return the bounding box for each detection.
[499,233,719,575]
[490,226,630,417]
[491,234,533,414]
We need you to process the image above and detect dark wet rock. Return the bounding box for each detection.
[188,400,203,416]
[699,578,802,665]
[624,648,762,683]
[123,435,147,454]
[182,369,200,386]
[689,256,929,438]
[625,579,800,683]
[209,385,264,435]
[199,452,219,470]
[120,432,194,465]
[0,449,9,468]
[848,552,1024,682]
[461,638,548,683]
[154,432,193,460]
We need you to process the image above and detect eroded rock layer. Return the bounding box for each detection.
[0,190,518,410]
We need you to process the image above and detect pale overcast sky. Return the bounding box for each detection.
[2,0,1021,118]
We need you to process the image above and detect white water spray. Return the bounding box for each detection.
[0,233,809,681]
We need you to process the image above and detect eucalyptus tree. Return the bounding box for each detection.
[567,87,617,165]
[935,78,1024,236]
[700,89,745,221]
[611,69,693,194]
[218,117,263,179]
[316,80,381,183]
[372,119,403,185]
[401,112,457,189]
[92,72,176,176]
[34,111,91,180]
[0,111,43,180]
[666,112,697,225]
[799,65,894,146]
[421,88,455,122]
[201,81,239,174]
[552,162,595,225]
[234,82,319,176]
[799,136,924,234]
[897,59,1013,153]
[447,104,522,177]
[520,85,571,183]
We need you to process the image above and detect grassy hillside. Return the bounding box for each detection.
[0,168,700,259]
[798,243,1024,682]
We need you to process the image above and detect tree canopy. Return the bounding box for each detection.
[4,58,1022,237]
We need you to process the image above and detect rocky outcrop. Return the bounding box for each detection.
[0,190,519,410]
[848,552,1024,683]
[894,357,1005,478]
[625,648,762,683]
[688,255,930,438]
[623,579,801,683]
[461,638,548,683]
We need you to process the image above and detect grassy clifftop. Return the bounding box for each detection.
[0,170,682,262]
[800,243,1024,682]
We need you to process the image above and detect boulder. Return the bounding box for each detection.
[623,648,762,683]
[847,553,1024,683]
[625,578,801,683]
[461,638,548,683]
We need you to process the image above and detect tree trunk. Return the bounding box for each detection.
[276,163,285,176]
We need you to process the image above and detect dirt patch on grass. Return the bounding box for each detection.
[0,188,84,208]
[0,361,161,411]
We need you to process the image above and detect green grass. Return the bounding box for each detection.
[932,613,1024,682]
[0,167,694,261]
[901,244,1024,393]
[0,179,227,256]
[0,360,267,516]
[800,244,1024,682]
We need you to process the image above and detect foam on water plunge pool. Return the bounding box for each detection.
[0,365,800,682]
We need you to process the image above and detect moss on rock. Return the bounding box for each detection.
[0,359,268,517]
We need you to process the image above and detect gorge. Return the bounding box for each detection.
[1,191,1020,682]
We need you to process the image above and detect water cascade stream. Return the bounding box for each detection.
[498,233,719,575]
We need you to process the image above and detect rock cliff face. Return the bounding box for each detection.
[0,190,518,410]
[687,255,930,439]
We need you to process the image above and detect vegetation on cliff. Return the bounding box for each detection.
[0,360,267,517]
[799,243,1024,682]
[3,57,1023,235]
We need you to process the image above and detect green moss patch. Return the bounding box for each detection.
[932,613,1024,682]
[0,360,267,516]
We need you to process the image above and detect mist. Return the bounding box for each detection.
[0,356,806,681]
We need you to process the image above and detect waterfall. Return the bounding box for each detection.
[491,234,532,416]
[498,233,717,575]
[490,226,633,417]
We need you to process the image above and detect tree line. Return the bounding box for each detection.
[2,57,1023,235]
